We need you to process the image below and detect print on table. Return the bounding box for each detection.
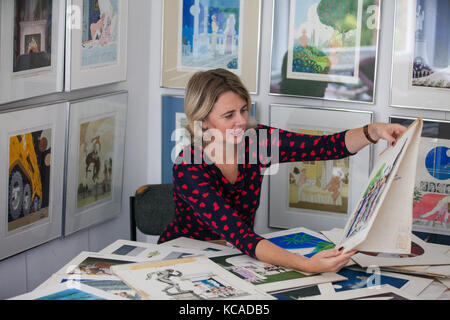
[268,232,335,258]
[36,288,104,300]
[333,268,409,292]
[8,129,52,232]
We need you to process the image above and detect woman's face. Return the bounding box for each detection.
[202,91,249,145]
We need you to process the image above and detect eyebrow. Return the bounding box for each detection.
[220,104,248,117]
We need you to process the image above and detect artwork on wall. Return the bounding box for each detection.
[390,116,450,236]
[65,0,128,91]
[0,0,65,105]
[390,0,450,111]
[269,104,373,231]
[0,102,67,261]
[161,95,256,184]
[161,0,261,93]
[270,0,381,103]
[64,91,127,236]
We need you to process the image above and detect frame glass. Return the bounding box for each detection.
[269,0,381,103]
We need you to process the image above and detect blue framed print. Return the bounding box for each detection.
[161,95,256,184]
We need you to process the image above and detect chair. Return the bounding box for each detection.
[129,184,175,241]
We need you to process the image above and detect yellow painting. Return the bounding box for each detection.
[288,128,349,214]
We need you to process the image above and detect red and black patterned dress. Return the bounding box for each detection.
[158,124,355,258]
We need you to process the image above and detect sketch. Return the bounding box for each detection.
[288,127,350,215]
[412,0,450,89]
[13,0,52,72]
[178,0,243,72]
[81,0,119,67]
[8,129,52,232]
[287,0,363,84]
[77,116,115,209]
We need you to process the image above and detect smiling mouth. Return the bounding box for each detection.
[229,129,244,137]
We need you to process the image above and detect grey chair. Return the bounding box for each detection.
[129,184,175,241]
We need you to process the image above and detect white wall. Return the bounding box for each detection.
[1,0,449,299]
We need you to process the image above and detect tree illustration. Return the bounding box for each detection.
[317,0,358,45]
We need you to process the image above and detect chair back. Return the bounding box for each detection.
[130,184,174,241]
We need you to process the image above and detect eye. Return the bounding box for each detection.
[241,106,248,113]
[224,113,233,119]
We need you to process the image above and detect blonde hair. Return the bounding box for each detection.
[184,68,256,144]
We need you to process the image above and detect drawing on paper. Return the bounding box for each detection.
[288,128,350,214]
[268,232,335,258]
[77,116,115,209]
[178,0,242,72]
[412,0,450,89]
[287,0,363,84]
[13,0,53,72]
[333,268,409,292]
[8,129,52,232]
[70,257,131,276]
[146,268,248,300]
[35,288,105,300]
[81,0,119,67]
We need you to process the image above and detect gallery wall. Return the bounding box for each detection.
[0,0,449,300]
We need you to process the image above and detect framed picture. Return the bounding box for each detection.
[390,116,450,236]
[0,0,65,105]
[270,0,381,103]
[161,95,256,184]
[0,102,67,261]
[65,0,128,91]
[64,91,127,236]
[390,0,450,111]
[269,104,373,231]
[161,0,261,93]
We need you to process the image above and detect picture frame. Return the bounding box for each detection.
[269,0,381,103]
[269,104,373,232]
[65,0,128,91]
[63,91,128,236]
[0,0,65,105]
[0,101,67,261]
[161,95,256,184]
[160,0,262,94]
[390,0,450,111]
[389,116,450,236]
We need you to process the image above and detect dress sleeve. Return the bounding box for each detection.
[256,124,356,165]
[173,162,265,258]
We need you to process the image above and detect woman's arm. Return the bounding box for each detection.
[345,123,408,154]
[255,239,356,274]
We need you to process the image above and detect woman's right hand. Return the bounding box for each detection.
[305,249,357,273]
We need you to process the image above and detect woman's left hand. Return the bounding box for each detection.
[368,123,408,147]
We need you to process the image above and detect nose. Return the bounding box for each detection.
[235,111,247,127]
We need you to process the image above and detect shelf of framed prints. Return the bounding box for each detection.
[0,0,65,105]
[63,91,128,236]
[0,101,67,261]
[390,0,450,111]
[268,104,373,232]
[65,0,128,91]
[160,0,262,94]
[269,0,381,104]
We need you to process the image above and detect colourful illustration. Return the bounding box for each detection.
[8,129,52,232]
[36,288,105,300]
[333,268,409,292]
[288,127,350,214]
[71,257,130,276]
[268,232,335,258]
[81,0,119,67]
[61,279,142,300]
[287,0,363,84]
[13,0,53,72]
[77,116,115,209]
[412,0,450,89]
[178,0,242,71]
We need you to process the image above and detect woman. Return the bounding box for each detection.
[158,68,407,274]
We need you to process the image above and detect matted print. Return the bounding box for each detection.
[111,256,274,300]
[270,0,381,103]
[0,0,65,104]
[160,236,241,257]
[270,283,334,300]
[287,0,363,84]
[161,0,261,93]
[390,0,450,111]
[390,116,450,235]
[64,92,127,236]
[177,0,243,72]
[0,102,67,261]
[269,104,372,231]
[65,0,128,91]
